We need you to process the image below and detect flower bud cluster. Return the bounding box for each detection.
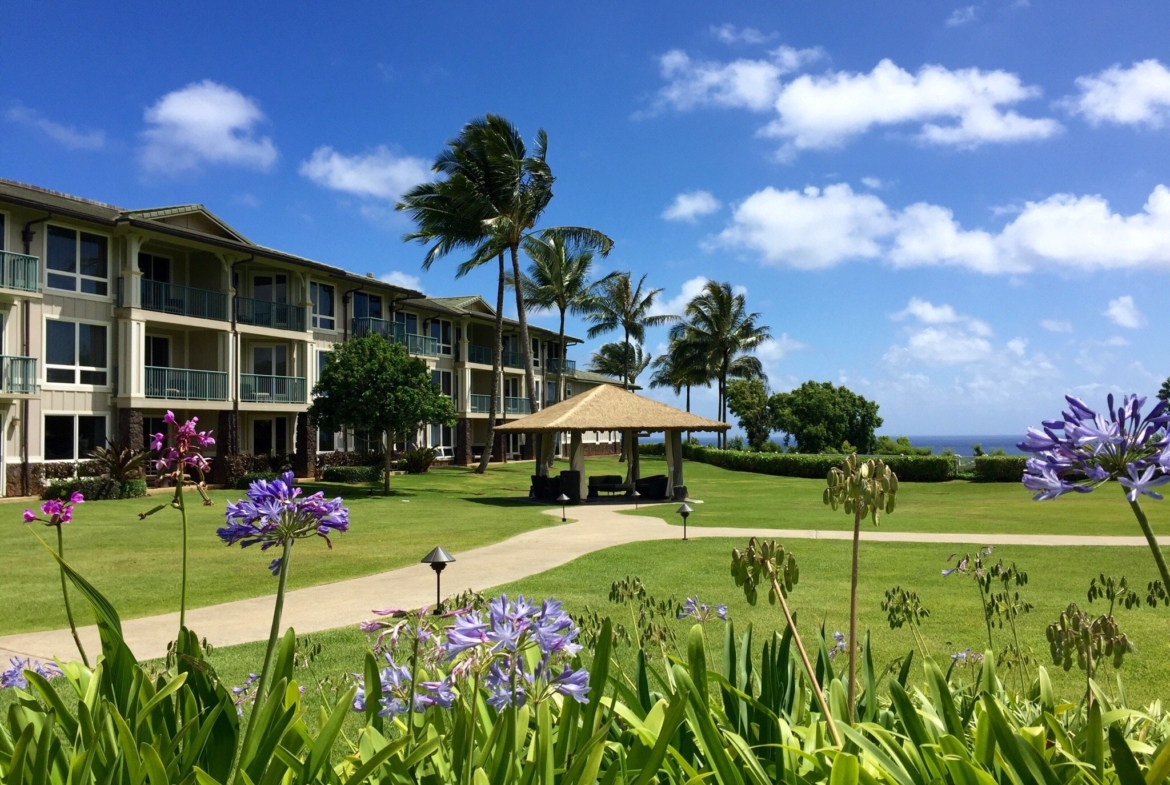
[823,454,898,524]
[731,537,799,606]
[1046,603,1135,672]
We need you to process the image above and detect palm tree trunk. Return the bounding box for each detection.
[557,310,566,404]
[477,254,507,474]
[511,245,539,415]
[623,327,630,390]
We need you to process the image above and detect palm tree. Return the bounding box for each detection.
[670,281,770,448]
[585,273,676,389]
[648,342,710,414]
[588,341,651,386]
[520,228,614,406]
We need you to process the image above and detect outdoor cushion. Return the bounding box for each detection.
[634,474,669,500]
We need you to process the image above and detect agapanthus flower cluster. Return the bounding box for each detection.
[941,546,994,578]
[217,471,349,575]
[950,648,984,667]
[352,653,456,719]
[151,410,215,476]
[231,673,260,715]
[676,596,728,623]
[1,657,62,689]
[827,631,847,660]
[1020,394,1170,502]
[23,493,84,527]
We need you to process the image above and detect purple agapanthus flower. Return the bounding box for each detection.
[364,654,457,719]
[217,472,349,574]
[0,657,63,689]
[677,596,729,624]
[231,673,260,715]
[1020,393,1170,501]
[827,631,847,660]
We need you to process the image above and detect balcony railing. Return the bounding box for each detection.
[352,318,441,356]
[469,393,492,413]
[545,358,576,374]
[145,367,228,401]
[0,252,39,293]
[235,297,307,332]
[467,344,493,364]
[505,396,531,415]
[0,356,37,394]
[140,279,230,321]
[239,374,307,404]
[502,350,525,369]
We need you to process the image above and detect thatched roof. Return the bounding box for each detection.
[494,384,729,433]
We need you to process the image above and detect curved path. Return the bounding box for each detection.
[2,502,1164,664]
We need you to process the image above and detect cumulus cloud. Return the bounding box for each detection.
[6,105,105,150]
[758,333,807,363]
[946,6,978,26]
[1104,295,1145,328]
[861,176,884,189]
[647,46,822,114]
[893,297,992,336]
[140,81,277,174]
[650,275,710,317]
[662,190,721,222]
[381,271,423,292]
[1066,59,1170,127]
[710,24,773,45]
[716,181,1170,274]
[300,145,430,200]
[1040,319,1073,333]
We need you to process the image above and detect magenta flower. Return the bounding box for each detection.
[24,494,84,527]
[151,410,215,476]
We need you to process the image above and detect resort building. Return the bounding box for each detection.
[0,179,621,496]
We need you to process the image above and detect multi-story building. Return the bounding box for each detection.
[0,179,620,496]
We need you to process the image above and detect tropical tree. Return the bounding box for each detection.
[588,341,651,386]
[727,378,773,449]
[585,273,676,389]
[520,228,614,404]
[647,346,710,413]
[769,381,883,454]
[670,281,769,448]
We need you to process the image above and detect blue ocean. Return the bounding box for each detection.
[678,434,1026,457]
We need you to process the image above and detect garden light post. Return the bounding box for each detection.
[557,493,570,522]
[631,488,641,510]
[421,546,456,608]
[677,503,692,540]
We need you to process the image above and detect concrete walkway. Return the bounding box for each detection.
[2,502,1164,664]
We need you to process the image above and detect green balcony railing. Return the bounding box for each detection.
[467,344,493,364]
[402,332,440,357]
[0,356,37,394]
[352,318,440,356]
[235,297,307,332]
[502,350,525,369]
[239,374,307,404]
[141,280,229,321]
[352,316,396,340]
[145,367,228,401]
[0,251,40,293]
[469,393,493,413]
[545,358,576,374]
[505,396,531,415]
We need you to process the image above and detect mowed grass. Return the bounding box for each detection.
[192,537,1170,714]
[628,456,1170,537]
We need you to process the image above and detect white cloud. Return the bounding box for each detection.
[710,24,773,45]
[892,297,992,336]
[662,190,721,222]
[650,275,709,316]
[6,105,105,150]
[1006,337,1027,356]
[1040,319,1073,333]
[300,145,430,200]
[757,333,807,363]
[1104,295,1145,328]
[380,271,423,292]
[647,46,822,114]
[764,59,1061,153]
[860,176,884,189]
[717,181,1170,274]
[140,81,277,174]
[946,6,978,26]
[1067,59,1170,127]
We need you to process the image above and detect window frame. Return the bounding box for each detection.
[42,412,108,462]
[44,222,111,299]
[310,281,336,330]
[43,317,110,389]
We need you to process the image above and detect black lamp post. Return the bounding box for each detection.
[420,546,456,608]
[557,493,570,522]
[631,488,641,510]
[677,503,693,540]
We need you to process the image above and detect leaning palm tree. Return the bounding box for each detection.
[670,281,770,448]
[588,341,651,387]
[520,228,614,406]
[585,273,676,389]
[648,342,711,414]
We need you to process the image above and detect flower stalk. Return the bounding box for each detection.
[24,494,88,666]
[56,523,88,667]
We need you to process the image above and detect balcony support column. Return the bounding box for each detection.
[293,412,317,479]
[122,235,144,308]
[118,408,144,452]
[117,319,146,398]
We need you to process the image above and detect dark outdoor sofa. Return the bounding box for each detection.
[587,474,626,498]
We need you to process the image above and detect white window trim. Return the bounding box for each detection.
[43,317,111,390]
[250,343,290,376]
[250,415,290,455]
[44,222,113,301]
[310,280,337,331]
[0,208,9,252]
[42,412,109,462]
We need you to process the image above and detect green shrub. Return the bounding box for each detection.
[973,455,1027,482]
[322,464,383,484]
[235,471,279,490]
[400,446,437,474]
[42,476,122,501]
[119,479,148,498]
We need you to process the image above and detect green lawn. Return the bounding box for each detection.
[630,456,1170,537]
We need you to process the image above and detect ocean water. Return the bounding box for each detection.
[678,434,1025,457]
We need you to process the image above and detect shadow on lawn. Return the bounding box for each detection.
[460,496,540,509]
[300,481,418,499]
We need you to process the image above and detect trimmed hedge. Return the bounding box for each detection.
[120,479,148,499]
[235,471,279,490]
[973,456,1027,483]
[43,477,122,501]
[638,442,957,482]
[322,465,384,484]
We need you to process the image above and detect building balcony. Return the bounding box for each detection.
[137,279,230,321]
[467,343,493,364]
[0,252,39,294]
[469,393,492,413]
[351,317,440,356]
[235,297,307,332]
[505,396,531,415]
[239,373,307,404]
[545,358,576,373]
[0,356,37,394]
[502,350,525,369]
[145,367,229,401]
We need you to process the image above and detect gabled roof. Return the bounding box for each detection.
[122,204,251,243]
[494,384,728,433]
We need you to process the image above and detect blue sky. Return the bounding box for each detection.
[4,0,1170,436]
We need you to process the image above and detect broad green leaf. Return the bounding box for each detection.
[830,752,860,785]
[1111,726,1146,785]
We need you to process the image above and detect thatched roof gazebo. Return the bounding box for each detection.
[494,384,728,501]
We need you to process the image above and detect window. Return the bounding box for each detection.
[532,337,541,367]
[430,319,453,354]
[143,416,167,452]
[394,311,418,335]
[46,226,108,295]
[46,320,107,385]
[145,336,169,367]
[310,282,335,329]
[353,292,382,320]
[430,423,453,456]
[0,213,5,250]
[44,414,106,461]
[431,369,452,397]
[318,426,335,452]
[253,417,288,455]
[253,274,287,303]
[138,253,171,282]
[253,345,288,376]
